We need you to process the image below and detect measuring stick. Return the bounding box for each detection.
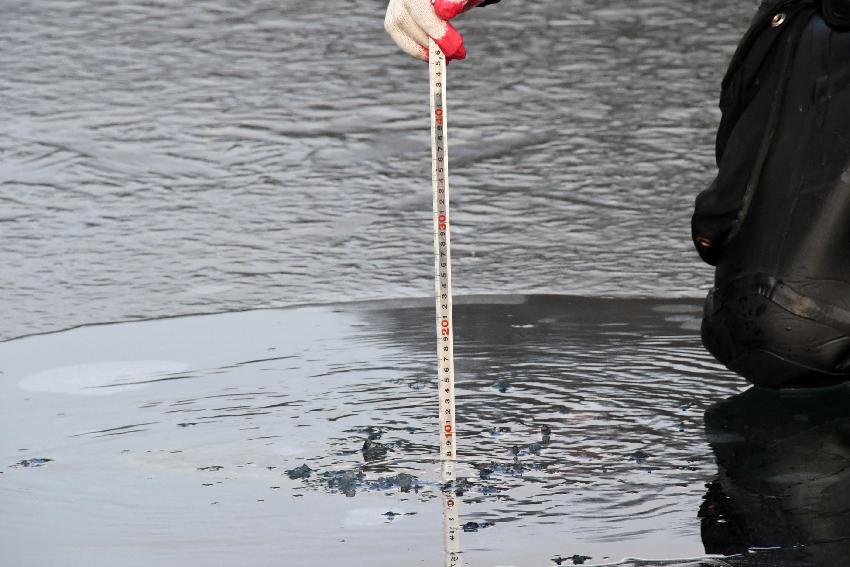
[429,38,461,567]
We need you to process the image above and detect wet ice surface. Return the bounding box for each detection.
[0,0,756,339]
[5,295,835,567]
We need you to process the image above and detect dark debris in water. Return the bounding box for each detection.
[630,449,652,464]
[479,484,504,496]
[442,476,473,496]
[475,463,495,479]
[322,469,365,497]
[197,465,224,472]
[287,455,546,500]
[289,424,552,499]
[462,521,495,532]
[552,555,592,565]
[510,441,545,456]
[499,424,552,457]
[295,468,425,498]
[362,438,389,461]
[369,472,420,493]
[11,458,53,468]
[475,457,534,479]
[286,464,313,480]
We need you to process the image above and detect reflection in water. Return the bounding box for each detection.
[14,296,846,566]
[1,297,739,566]
[350,295,736,565]
[441,460,463,567]
[702,386,850,567]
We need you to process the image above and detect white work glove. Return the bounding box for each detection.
[384,0,483,62]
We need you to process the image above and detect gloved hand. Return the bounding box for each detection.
[384,0,484,62]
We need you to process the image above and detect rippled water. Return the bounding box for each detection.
[1,0,756,339]
[3,297,847,566]
[0,297,713,566]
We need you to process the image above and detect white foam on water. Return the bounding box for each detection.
[18,360,190,395]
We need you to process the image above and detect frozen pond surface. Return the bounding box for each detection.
[3,297,848,566]
[0,0,757,339]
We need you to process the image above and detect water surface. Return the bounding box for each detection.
[0,0,756,339]
[4,297,844,566]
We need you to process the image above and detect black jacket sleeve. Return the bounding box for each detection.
[691,1,799,265]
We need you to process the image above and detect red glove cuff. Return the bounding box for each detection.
[433,0,485,20]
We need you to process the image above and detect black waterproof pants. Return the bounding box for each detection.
[702,283,850,389]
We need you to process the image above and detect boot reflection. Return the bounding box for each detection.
[701,384,850,566]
